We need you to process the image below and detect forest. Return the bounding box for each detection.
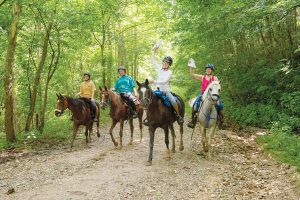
[1,0,300,170]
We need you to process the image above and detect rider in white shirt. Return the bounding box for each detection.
[150,47,184,125]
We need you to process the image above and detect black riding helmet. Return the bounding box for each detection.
[162,56,173,66]
[84,72,91,78]
[118,66,126,72]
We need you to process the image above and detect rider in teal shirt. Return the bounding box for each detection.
[114,74,135,93]
[114,66,138,118]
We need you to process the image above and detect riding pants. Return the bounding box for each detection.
[193,93,223,112]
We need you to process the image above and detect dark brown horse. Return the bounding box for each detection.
[137,79,185,166]
[99,86,143,148]
[55,94,100,148]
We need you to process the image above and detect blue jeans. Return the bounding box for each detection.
[193,93,223,112]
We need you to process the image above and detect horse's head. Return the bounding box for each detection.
[203,81,221,104]
[99,86,110,110]
[136,79,152,110]
[55,93,68,117]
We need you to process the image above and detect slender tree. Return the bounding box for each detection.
[4,1,21,142]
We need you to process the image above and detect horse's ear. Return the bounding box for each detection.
[59,93,63,98]
[104,86,108,91]
[99,86,102,91]
[145,79,149,85]
[56,93,59,98]
[136,81,141,87]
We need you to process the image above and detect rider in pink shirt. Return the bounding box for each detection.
[188,63,224,128]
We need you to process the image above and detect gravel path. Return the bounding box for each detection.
[0,122,299,200]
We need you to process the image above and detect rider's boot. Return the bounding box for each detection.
[187,109,198,128]
[173,104,184,125]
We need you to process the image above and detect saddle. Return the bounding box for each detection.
[153,89,179,107]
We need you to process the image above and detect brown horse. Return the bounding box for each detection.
[99,86,143,148]
[136,79,185,166]
[55,94,100,148]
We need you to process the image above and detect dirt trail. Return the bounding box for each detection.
[0,122,299,200]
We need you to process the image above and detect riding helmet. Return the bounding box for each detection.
[118,66,126,72]
[205,63,214,71]
[162,56,173,66]
[83,72,91,78]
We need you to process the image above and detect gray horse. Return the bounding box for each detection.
[197,81,221,159]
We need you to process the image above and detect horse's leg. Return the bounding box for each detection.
[169,124,176,153]
[179,123,184,151]
[96,107,100,138]
[207,126,217,159]
[85,126,89,144]
[138,108,143,142]
[109,120,118,147]
[118,120,124,149]
[88,122,93,143]
[200,125,208,153]
[71,124,79,148]
[164,126,171,160]
[128,119,134,145]
[146,126,156,166]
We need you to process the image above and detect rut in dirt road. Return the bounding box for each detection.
[0,123,299,200]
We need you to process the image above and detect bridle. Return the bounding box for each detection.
[100,90,111,109]
[55,96,68,115]
[139,85,153,110]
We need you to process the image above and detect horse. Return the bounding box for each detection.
[54,94,100,148]
[197,80,221,159]
[99,86,143,148]
[136,79,185,166]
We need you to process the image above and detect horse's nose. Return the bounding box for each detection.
[212,94,219,101]
[54,111,60,116]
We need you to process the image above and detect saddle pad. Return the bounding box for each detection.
[153,90,179,107]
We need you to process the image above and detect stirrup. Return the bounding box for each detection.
[187,121,196,128]
[132,111,138,119]
[177,116,184,125]
[143,119,149,126]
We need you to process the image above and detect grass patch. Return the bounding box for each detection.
[257,127,300,171]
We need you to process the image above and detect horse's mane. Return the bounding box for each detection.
[66,96,90,110]
[202,81,220,100]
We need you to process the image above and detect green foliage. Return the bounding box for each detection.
[257,126,300,171]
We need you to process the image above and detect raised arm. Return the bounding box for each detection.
[152,49,161,71]
[190,67,203,81]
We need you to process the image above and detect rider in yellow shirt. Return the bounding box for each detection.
[77,72,97,122]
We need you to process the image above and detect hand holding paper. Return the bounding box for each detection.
[188,58,196,68]
[152,39,163,51]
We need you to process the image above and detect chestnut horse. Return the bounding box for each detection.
[137,79,185,166]
[197,80,221,159]
[55,94,100,148]
[99,86,143,148]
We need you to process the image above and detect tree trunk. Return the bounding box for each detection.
[4,1,21,142]
[25,23,53,132]
[39,32,60,132]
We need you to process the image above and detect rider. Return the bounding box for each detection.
[114,66,138,118]
[76,72,97,122]
[151,46,184,125]
[187,63,224,128]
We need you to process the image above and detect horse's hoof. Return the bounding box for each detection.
[114,142,118,147]
[179,146,184,151]
[145,161,152,166]
[97,133,100,138]
[172,149,176,153]
[128,142,133,145]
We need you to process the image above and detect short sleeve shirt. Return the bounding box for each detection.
[114,75,135,93]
